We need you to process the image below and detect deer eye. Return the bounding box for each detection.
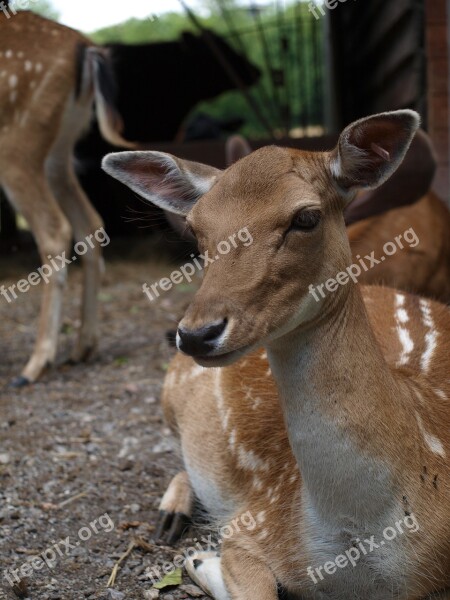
[290,209,322,232]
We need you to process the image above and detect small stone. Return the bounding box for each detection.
[179,584,204,597]
[107,589,125,600]
[143,590,160,599]
[124,383,139,395]
[0,452,10,464]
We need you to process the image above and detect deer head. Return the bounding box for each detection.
[103,110,420,366]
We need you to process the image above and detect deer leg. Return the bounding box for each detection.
[186,531,278,600]
[156,471,193,544]
[186,551,229,600]
[46,152,104,363]
[2,172,72,385]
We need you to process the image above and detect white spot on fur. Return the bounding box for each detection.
[416,413,446,458]
[237,445,269,472]
[17,51,24,59]
[25,60,33,72]
[434,388,447,401]
[252,396,262,410]
[228,429,236,451]
[420,299,438,373]
[5,50,13,58]
[35,62,43,73]
[397,308,409,324]
[253,475,263,491]
[395,294,414,366]
[9,74,18,88]
[257,510,266,523]
[213,369,229,432]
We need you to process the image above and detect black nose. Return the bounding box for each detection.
[177,319,228,357]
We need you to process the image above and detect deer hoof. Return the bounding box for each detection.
[156,510,191,544]
[10,375,31,388]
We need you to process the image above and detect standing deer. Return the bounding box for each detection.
[0,10,133,386]
[103,110,450,600]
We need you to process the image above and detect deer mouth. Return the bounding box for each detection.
[192,345,252,367]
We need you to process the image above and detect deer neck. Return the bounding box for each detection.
[266,285,402,527]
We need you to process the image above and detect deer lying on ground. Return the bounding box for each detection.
[103,110,450,599]
[346,192,450,303]
[226,132,450,303]
[0,10,134,386]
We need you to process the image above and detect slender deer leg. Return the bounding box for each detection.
[156,471,193,544]
[186,532,278,600]
[2,170,72,385]
[46,150,104,362]
[186,551,229,600]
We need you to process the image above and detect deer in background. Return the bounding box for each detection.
[0,10,134,386]
[104,110,450,599]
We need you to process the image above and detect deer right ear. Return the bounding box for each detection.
[330,110,421,196]
[102,151,221,216]
[226,135,252,166]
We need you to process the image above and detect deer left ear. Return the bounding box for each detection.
[102,151,221,216]
[330,110,421,196]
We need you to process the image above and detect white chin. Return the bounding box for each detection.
[191,346,251,368]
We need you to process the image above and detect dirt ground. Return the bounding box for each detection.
[0,234,213,600]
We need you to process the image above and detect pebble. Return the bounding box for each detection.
[107,589,125,600]
[143,590,160,599]
[179,584,204,597]
[0,452,10,464]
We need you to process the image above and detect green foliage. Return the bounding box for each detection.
[91,1,324,138]
[29,0,60,21]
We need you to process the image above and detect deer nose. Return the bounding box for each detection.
[177,319,228,357]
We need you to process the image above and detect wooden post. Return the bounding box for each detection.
[425,0,449,201]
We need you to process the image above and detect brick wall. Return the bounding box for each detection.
[426,0,449,200]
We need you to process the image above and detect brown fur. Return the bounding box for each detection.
[103,112,450,599]
[0,12,130,383]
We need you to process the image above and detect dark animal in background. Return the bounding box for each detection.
[75,31,260,235]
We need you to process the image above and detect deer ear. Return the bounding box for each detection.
[102,151,221,216]
[330,110,421,195]
[226,135,252,166]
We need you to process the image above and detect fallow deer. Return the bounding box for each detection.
[104,110,450,599]
[347,191,450,303]
[0,10,134,385]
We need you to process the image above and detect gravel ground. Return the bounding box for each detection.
[0,235,212,600]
